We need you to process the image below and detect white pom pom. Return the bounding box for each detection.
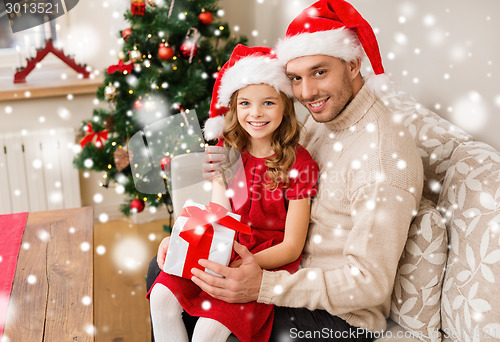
[364,74,394,98]
[203,115,225,141]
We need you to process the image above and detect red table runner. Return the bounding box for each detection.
[0,212,28,338]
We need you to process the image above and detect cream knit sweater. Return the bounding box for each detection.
[257,86,424,332]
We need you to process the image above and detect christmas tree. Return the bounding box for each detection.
[73,0,246,217]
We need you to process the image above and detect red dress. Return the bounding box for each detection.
[148,145,319,342]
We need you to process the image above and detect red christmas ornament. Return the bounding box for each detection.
[134,99,143,110]
[158,43,174,61]
[131,0,145,15]
[130,198,145,213]
[198,11,213,25]
[122,28,132,41]
[179,40,198,59]
[160,156,171,171]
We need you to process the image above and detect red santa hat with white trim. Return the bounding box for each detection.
[203,44,293,141]
[275,0,389,95]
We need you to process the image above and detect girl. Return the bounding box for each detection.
[148,45,319,342]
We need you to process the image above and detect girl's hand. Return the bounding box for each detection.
[202,146,226,180]
[229,259,243,268]
[156,236,171,270]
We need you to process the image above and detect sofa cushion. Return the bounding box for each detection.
[381,89,472,205]
[390,198,447,342]
[438,141,500,341]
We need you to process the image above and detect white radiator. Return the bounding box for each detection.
[0,127,81,214]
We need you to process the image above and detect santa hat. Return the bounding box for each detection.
[276,0,389,95]
[203,44,293,141]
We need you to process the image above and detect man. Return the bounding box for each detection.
[148,0,423,340]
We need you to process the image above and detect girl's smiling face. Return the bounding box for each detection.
[236,84,284,150]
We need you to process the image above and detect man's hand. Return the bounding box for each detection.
[202,145,226,180]
[191,241,263,303]
[229,259,243,268]
[156,236,171,270]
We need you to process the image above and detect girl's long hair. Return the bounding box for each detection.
[222,90,301,190]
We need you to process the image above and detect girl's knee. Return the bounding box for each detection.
[150,285,182,315]
[192,318,231,342]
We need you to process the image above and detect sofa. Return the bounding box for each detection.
[377,89,500,342]
[169,88,500,342]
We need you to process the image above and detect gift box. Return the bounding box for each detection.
[163,201,251,279]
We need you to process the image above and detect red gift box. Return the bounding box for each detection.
[164,201,251,279]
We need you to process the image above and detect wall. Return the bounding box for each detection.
[353,0,500,150]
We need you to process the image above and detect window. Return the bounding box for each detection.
[0,2,58,70]
[0,2,15,49]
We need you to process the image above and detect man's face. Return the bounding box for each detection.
[286,55,354,123]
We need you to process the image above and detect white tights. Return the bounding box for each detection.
[150,284,232,342]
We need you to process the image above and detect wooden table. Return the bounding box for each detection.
[3,207,94,341]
